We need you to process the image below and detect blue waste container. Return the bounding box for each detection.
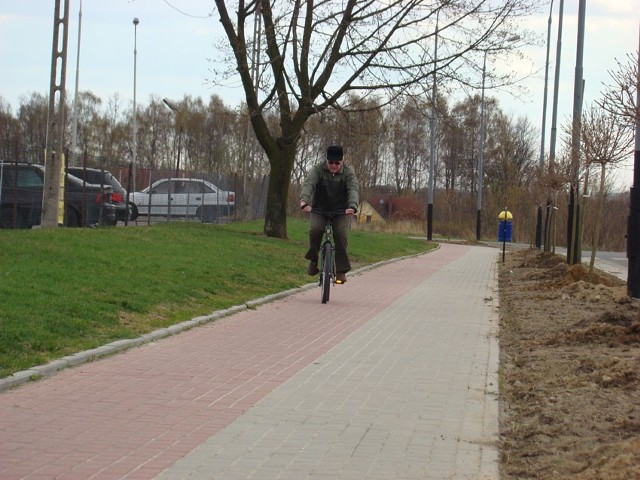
[497,210,513,242]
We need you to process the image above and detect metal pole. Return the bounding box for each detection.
[162,97,181,221]
[544,0,564,252]
[502,207,508,264]
[427,13,439,241]
[125,17,139,226]
[476,50,487,242]
[539,0,553,171]
[162,98,183,176]
[627,25,640,298]
[536,0,553,248]
[70,0,82,167]
[242,1,262,221]
[548,0,564,165]
[568,0,586,265]
[474,35,519,242]
[133,17,139,195]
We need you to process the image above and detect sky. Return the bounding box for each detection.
[0,0,638,188]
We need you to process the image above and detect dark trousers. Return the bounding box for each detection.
[304,212,352,273]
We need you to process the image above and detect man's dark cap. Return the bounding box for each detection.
[326,145,344,161]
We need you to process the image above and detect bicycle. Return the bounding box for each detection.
[313,209,345,304]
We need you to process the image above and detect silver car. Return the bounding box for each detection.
[131,178,235,222]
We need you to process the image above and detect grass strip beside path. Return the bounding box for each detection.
[0,219,435,378]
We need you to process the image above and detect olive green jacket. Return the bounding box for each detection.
[300,162,359,212]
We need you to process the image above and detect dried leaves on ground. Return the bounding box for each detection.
[499,248,640,480]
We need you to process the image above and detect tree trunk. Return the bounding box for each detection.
[588,163,607,282]
[263,143,296,239]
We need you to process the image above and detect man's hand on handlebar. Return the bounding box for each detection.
[300,201,356,216]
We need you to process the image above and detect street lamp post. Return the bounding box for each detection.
[539,0,554,173]
[427,12,439,241]
[476,35,520,242]
[162,98,183,177]
[476,49,488,242]
[162,97,183,221]
[627,27,640,298]
[536,0,554,250]
[567,0,586,265]
[125,17,139,227]
[70,0,83,167]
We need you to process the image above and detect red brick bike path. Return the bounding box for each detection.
[0,244,465,480]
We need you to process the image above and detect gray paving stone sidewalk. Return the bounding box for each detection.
[0,243,500,480]
[156,243,500,480]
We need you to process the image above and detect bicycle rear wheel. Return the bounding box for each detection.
[320,242,332,304]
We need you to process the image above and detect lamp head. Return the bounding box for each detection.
[163,98,180,112]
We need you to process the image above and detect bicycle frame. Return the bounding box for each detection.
[312,209,344,304]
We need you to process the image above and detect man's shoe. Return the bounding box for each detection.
[307,262,319,276]
[335,272,347,284]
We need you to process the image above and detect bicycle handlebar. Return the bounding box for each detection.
[310,208,348,217]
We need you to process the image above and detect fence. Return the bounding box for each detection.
[109,165,266,225]
[0,147,269,228]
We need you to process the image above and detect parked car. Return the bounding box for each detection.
[131,178,235,222]
[67,166,137,222]
[0,162,117,228]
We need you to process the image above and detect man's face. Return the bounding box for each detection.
[326,158,343,174]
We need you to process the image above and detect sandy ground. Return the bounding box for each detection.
[498,248,640,479]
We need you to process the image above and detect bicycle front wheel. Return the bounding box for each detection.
[320,242,332,304]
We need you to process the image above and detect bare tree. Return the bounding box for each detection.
[580,106,634,280]
[390,100,430,194]
[597,50,639,127]
[485,114,537,192]
[213,0,535,238]
[0,98,19,162]
[16,93,49,162]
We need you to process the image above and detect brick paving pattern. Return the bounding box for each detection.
[0,243,499,479]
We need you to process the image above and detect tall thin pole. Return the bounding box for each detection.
[132,17,139,194]
[427,13,439,241]
[536,0,554,250]
[162,98,182,176]
[627,25,640,298]
[125,17,139,227]
[539,0,553,171]
[549,0,564,166]
[42,0,70,228]
[567,0,586,265]
[70,0,82,167]
[544,0,564,252]
[242,1,262,220]
[476,50,487,242]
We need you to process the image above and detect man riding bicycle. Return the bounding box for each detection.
[299,145,360,284]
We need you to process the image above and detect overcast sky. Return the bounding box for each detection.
[0,0,638,187]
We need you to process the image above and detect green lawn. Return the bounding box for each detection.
[0,219,435,378]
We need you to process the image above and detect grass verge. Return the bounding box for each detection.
[0,219,435,377]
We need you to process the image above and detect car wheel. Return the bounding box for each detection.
[65,207,81,227]
[128,202,139,221]
[197,206,217,223]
